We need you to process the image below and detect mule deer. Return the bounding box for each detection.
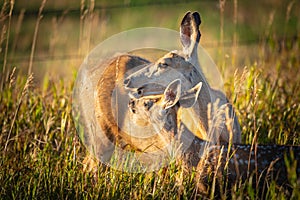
[124,11,241,144]
[94,11,241,160]
[128,79,300,193]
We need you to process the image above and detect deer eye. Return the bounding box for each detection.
[159,62,168,68]
[137,88,143,97]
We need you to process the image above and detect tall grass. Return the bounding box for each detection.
[0,0,299,199]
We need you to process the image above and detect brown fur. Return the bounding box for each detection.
[95,54,178,153]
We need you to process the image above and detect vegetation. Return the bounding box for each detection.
[1,0,299,199]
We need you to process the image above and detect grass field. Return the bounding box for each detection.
[1,0,300,199]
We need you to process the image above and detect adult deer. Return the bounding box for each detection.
[128,79,300,193]
[124,11,241,144]
[94,11,240,159]
[92,11,241,170]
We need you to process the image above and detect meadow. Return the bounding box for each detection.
[0,0,300,199]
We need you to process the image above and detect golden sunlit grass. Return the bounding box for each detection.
[1,0,299,199]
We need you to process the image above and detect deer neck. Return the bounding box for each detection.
[177,106,208,141]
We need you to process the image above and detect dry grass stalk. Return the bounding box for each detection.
[283,0,295,47]
[4,73,34,152]
[1,0,14,92]
[233,66,248,100]
[49,17,58,57]
[210,146,224,199]
[79,0,86,56]
[28,0,47,76]
[247,70,260,187]
[78,0,94,58]
[11,8,25,57]
[84,0,94,54]
[219,0,226,73]
[8,66,16,88]
[0,25,6,48]
[232,0,238,67]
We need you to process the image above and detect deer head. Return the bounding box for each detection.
[124,11,205,98]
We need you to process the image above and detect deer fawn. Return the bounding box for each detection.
[128,79,300,193]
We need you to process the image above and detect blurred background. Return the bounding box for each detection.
[0,0,299,85]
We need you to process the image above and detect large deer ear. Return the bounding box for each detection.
[179,81,202,108]
[162,79,182,110]
[180,11,201,59]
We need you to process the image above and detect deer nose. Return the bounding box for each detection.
[123,78,131,87]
